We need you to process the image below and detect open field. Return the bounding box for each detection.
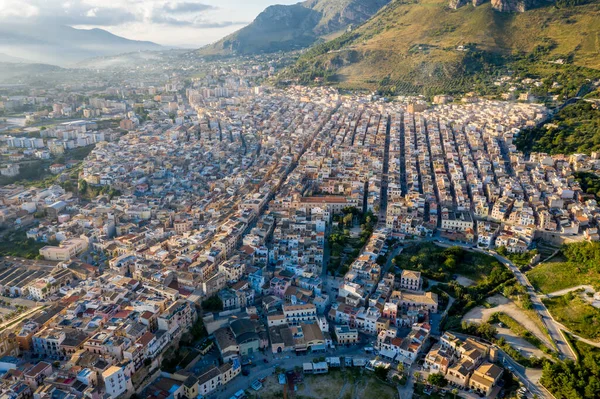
[544,293,600,341]
[254,369,397,399]
[463,295,554,349]
[527,260,600,294]
[565,332,600,359]
[490,312,554,355]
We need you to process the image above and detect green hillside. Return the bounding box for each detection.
[280,0,600,95]
[515,100,600,154]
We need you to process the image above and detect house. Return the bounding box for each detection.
[400,270,422,291]
[49,164,66,174]
[469,362,503,396]
[230,319,260,356]
[102,365,130,399]
[24,362,52,389]
[214,327,240,363]
[334,325,359,345]
[268,325,295,354]
[424,344,452,374]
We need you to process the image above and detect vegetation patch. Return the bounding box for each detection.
[527,241,600,293]
[0,230,49,259]
[515,100,600,155]
[497,246,538,269]
[327,207,377,276]
[543,292,600,340]
[201,295,223,313]
[393,243,502,283]
[489,312,554,355]
[574,171,600,200]
[541,348,600,399]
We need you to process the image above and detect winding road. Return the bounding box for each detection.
[429,237,577,360]
[489,251,577,361]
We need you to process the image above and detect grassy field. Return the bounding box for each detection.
[565,332,600,359]
[527,260,600,293]
[544,293,600,340]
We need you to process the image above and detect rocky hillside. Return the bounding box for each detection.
[450,0,553,12]
[198,0,390,56]
[281,0,600,94]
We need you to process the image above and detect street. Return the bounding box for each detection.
[211,345,376,399]
[489,252,576,361]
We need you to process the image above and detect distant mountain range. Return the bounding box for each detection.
[198,0,391,56]
[0,53,32,64]
[0,24,163,66]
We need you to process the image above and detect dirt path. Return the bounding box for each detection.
[337,380,350,399]
[455,275,475,287]
[353,377,368,399]
[545,285,595,298]
[463,295,554,349]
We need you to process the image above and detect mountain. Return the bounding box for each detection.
[0,62,63,82]
[0,24,163,66]
[0,53,32,64]
[282,0,600,94]
[198,0,391,56]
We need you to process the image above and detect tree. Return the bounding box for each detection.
[428,373,448,387]
[78,179,88,195]
[343,213,353,227]
[396,363,405,374]
[497,246,508,256]
[413,371,422,383]
[374,366,389,381]
[201,295,223,312]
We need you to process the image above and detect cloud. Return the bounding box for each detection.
[0,0,223,28]
[0,0,288,47]
[163,2,215,14]
[0,0,39,18]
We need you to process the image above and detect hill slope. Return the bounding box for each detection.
[282,0,600,94]
[0,24,163,66]
[515,99,600,154]
[198,0,390,56]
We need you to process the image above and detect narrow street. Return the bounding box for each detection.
[211,345,375,399]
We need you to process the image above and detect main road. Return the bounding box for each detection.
[431,236,577,361]
[488,251,576,361]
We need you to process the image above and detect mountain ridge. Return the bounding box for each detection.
[198,0,391,56]
[0,24,163,66]
[280,0,600,94]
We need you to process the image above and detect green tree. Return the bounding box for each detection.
[201,295,223,312]
[78,179,88,194]
[374,366,389,381]
[343,213,353,227]
[427,373,448,387]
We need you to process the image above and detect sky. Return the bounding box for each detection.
[0,0,301,48]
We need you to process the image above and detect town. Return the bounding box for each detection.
[1,64,600,399]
